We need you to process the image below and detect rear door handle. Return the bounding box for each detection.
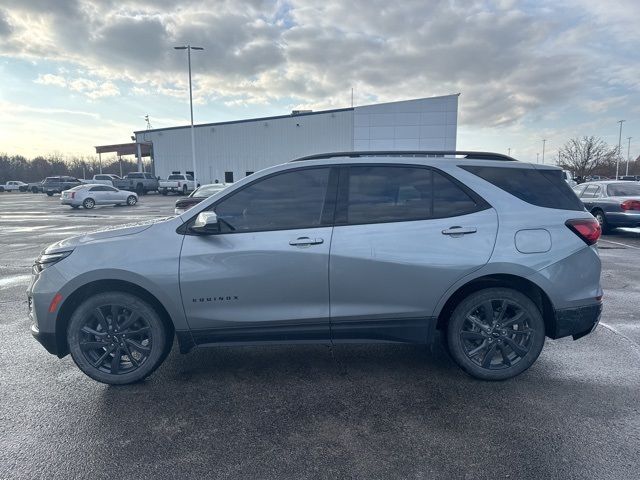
[442,226,477,236]
[289,236,324,246]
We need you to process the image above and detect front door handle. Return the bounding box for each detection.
[289,236,324,246]
[442,226,477,236]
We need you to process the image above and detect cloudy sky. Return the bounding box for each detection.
[0,0,638,163]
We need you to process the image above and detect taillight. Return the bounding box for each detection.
[566,218,601,245]
[178,182,181,187]
[621,200,640,211]
[71,192,75,199]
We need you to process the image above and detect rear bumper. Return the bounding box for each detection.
[550,303,602,340]
[606,211,640,227]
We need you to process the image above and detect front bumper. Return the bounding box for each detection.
[31,324,59,355]
[550,303,602,340]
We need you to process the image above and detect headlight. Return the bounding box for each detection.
[34,250,73,273]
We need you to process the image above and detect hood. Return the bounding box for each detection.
[43,217,174,254]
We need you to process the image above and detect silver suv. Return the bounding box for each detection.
[29,151,603,384]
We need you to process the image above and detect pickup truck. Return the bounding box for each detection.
[159,174,196,195]
[0,181,29,192]
[42,176,83,196]
[112,172,159,195]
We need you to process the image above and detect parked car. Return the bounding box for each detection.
[112,172,159,195]
[160,173,196,195]
[42,176,82,196]
[574,181,640,233]
[60,184,138,209]
[27,180,45,193]
[562,170,577,188]
[619,175,640,181]
[174,183,231,215]
[29,151,602,385]
[0,181,28,192]
[82,174,122,186]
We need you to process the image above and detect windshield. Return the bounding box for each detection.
[193,184,226,197]
[607,183,640,196]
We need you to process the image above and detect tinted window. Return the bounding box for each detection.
[225,172,234,183]
[461,166,584,211]
[95,175,108,180]
[607,183,640,196]
[105,186,118,192]
[168,175,183,180]
[144,173,154,179]
[194,185,226,197]
[128,173,143,179]
[344,166,480,225]
[573,185,587,197]
[213,168,330,232]
[186,174,194,181]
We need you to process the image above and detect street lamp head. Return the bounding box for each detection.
[191,46,204,50]
[174,46,188,50]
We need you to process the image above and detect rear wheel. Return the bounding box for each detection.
[126,195,137,206]
[67,292,169,385]
[161,188,168,196]
[446,288,545,381]
[182,185,188,195]
[136,183,144,195]
[46,191,53,197]
[31,187,38,193]
[83,198,95,209]
[593,209,610,234]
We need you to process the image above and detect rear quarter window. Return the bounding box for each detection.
[461,166,584,211]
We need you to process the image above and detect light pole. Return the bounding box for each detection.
[174,45,204,187]
[507,147,511,156]
[541,139,546,164]
[536,153,539,164]
[626,137,632,176]
[616,120,625,179]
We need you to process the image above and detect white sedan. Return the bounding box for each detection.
[60,184,138,209]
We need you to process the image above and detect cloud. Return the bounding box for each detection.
[0,9,12,37]
[1,0,639,130]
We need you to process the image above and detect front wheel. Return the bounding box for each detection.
[67,292,170,385]
[83,198,95,209]
[446,288,545,381]
[46,191,53,197]
[31,187,39,193]
[126,195,137,206]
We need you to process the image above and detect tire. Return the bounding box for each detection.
[446,288,545,381]
[83,198,95,209]
[126,195,137,206]
[31,187,38,193]
[46,191,53,197]
[592,209,610,234]
[161,189,168,196]
[67,292,169,385]
[136,183,144,196]
[182,185,188,195]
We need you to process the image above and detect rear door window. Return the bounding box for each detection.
[461,166,584,211]
[581,185,599,198]
[340,166,484,225]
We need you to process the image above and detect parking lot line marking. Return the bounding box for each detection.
[599,322,640,353]
[599,239,640,250]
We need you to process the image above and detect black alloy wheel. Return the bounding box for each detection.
[67,292,169,384]
[447,288,545,380]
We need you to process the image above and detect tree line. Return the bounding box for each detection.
[1,137,639,185]
[0,153,144,184]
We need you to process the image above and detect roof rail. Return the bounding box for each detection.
[291,150,516,162]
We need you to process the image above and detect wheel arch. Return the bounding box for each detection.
[55,279,175,358]
[435,274,556,337]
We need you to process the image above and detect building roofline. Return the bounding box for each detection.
[133,94,460,135]
[134,107,354,135]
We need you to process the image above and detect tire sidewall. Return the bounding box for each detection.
[447,288,545,381]
[67,292,167,385]
[127,195,137,206]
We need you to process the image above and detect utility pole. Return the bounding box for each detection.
[536,153,539,164]
[507,147,511,156]
[626,137,632,176]
[174,45,204,187]
[351,87,354,108]
[541,139,546,164]
[616,120,625,180]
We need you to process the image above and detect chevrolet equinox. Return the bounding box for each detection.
[29,151,603,384]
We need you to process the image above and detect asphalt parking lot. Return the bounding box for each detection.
[1,193,639,480]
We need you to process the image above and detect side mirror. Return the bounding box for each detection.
[191,212,220,234]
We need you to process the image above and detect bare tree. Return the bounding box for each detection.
[558,136,616,179]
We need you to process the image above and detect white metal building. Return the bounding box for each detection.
[134,94,459,183]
